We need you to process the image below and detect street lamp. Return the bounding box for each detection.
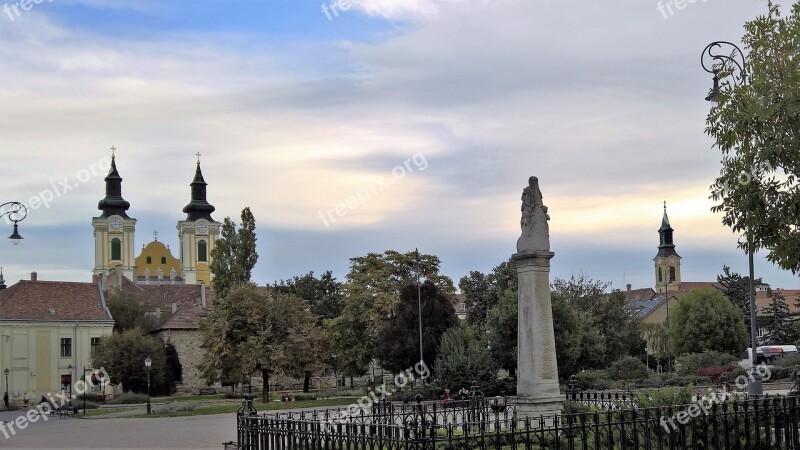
[0,202,28,245]
[4,368,9,408]
[67,364,73,408]
[144,356,152,414]
[700,40,762,396]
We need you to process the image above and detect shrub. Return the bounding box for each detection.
[676,351,737,376]
[77,400,100,410]
[720,366,748,385]
[636,386,693,407]
[696,364,736,383]
[575,370,612,391]
[76,393,105,402]
[154,402,197,414]
[562,401,593,414]
[660,374,712,387]
[290,392,318,401]
[776,354,800,368]
[107,393,149,404]
[609,356,649,380]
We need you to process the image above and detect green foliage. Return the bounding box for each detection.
[79,401,100,409]
[552,292,605,378]
[608,356,650,381]
[209,207,258,300]
[91,329,165,393]
[106,392,150,404]
[154,402,198,414]
[761,290,791,344]
[105,289,163,333]
[460,259,517,327]
[635,386,693,407]
[199,285,324,402]
[377,281,458,374]
[434,324,498,391]
[486,289,518,374]
[324,303,374,378]
[705,3,800,274]
[716,266,760,324]
[675,351,738,376]
[669,289,748,356]
[273,271,344,321]
[574,370,612,391]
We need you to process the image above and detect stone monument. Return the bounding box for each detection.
[514,176,563,418]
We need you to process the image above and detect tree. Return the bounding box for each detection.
[459,259,517,327]
[273,271,344,321]
[705,2,800,274]
[377,281,459,374]
[486,289,518,375]
[434,324,498,392]
[199,285,323,402]
[761,290,791,344]
[716,266,765,324]
[105,289,163,333]
[209,207,258,299]
[550,292,605,378]
[668,288,748,356]
[92,329,165,393]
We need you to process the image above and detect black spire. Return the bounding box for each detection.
[657,201,679,258]
[97,154,131,218]
[182,161,215,221]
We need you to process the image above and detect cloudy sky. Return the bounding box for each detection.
[0,0,794,292]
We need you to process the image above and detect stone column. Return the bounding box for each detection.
[514,249,563,418]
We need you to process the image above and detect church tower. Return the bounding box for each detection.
[178,157,219,285]
[654,202,681,293]
[93,150,137,280]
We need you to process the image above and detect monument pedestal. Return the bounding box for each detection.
[513,249,563,419]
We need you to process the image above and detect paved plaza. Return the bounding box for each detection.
[0,410,237,449]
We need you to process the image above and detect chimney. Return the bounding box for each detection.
[31,271,38,282]
[200,282,207,309]
[626,284,632,292]
[171,302,178,314]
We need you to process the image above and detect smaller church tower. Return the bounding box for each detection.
[92,149,137,281]
[654,202,681,293]
[178,156,220,285]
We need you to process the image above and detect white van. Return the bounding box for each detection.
[739,345,798,369]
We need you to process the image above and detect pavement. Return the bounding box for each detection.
[0,409,238,449]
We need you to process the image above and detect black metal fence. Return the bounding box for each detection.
[232,395,800,450]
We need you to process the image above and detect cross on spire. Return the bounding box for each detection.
[153,230,159,241]
[111,146,116,158]
[196,152,201,164]
[664,200,667,213]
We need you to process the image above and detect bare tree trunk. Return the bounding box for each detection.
[303,371,311,392]
[261,369,270,403]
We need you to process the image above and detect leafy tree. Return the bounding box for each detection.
[434,324,498,392]
[105,289,163,333]
[716,265,764,324]
[273,271,344,321]
[669,288,748,356]
[199,285,323,402]
[209,207,258,299]
[551,292,605,378]
[608,356,649,381]
[486,289,518,375]
[377,281,459,374]
[705,2,800,274]
[551,275,642,367]
[92,329,165,393]
[761,290,791,344]
[459,259,517,327]
[324,302,375,381]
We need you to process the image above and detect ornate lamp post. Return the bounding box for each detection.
[700,40,762,396]
[4,368,9,407]
[67,364,73,408]
[144,356,152,414]
[0,202,27,245]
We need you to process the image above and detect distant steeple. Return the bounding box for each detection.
[97,148,131,218]
[0,267,6,290]
[182,158,215,221]
[657,201,678,257]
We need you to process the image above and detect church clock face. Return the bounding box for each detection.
[669,257,675,264]
[108,217,123,232]
[195,222,209,234]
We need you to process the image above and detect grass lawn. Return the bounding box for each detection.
[127,397,360,418]
[80,408,132,417]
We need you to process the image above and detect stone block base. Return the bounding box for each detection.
[514,394,564,422]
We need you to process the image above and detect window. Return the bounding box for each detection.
[111,238,121,260]
[198,240,208,262]
[146,256,152,264]
[668,266,676,282]
[658,267,663,283]
[61,338,72,358]
[90,337,101,356]
[161,257,167,264]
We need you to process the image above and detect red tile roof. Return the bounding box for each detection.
[158,302,209,330]
[0,279,112,322]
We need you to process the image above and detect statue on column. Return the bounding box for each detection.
[517,176,550,253]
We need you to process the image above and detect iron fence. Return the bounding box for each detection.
[233,394,800,450]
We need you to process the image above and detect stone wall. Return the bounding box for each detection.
[153,329,214,392]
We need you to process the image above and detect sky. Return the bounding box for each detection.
[0,0,796,292]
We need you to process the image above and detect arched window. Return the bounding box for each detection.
[161,257,167,264]
[146,256,152,264]
[658,267,663,283]
[198,240,207,262]
[669,266,676,282]
[111,238,122,261]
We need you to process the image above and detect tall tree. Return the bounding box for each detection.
[434,324,498,392]
[199,285,323,402]
[209,207,258,299]
[273,271,344,321]
[377,281,459,373]
[459,259,517,328]
[761,290,791,345]
[550,291,605,378]
[105,289,163,333]
[669,288,748,356]
[486,289,518,375]
[716,266,765,324]
[92,329,166,393]
[705,2,800,274]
